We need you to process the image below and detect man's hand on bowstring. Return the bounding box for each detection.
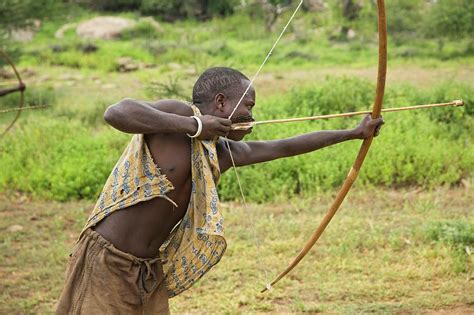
[354,114,384,139]
[197,115,232,140]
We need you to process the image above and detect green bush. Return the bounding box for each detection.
[0,85,56,109]
[74,0,141,11]
[424,0,474,41]
[120,20,161,40]
[140,0,237,19]
[0,0,62,40]
[422,220,474,273]
[0,85,56,127]
[425,221,474,248]
[0,118,129,201]
[76,0,239,19]
[386,0,424,43]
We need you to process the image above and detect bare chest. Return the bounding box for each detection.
[145,133,192,188]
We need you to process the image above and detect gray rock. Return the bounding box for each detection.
[76,16,136,40]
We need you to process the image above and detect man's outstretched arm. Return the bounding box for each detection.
[0,83,25,97]
[219,115,384,172]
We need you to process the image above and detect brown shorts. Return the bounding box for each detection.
[56,228,170,315]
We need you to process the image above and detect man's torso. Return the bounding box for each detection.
[93,104,230,258]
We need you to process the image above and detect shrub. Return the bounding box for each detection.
[424,0,474,41]
[0,85,56,110]
[119,20,161,40]
[425,221,474,248]
[73,0,141,11]
[0,118,129,201]
[386,0,424,43]
[423,220,474,273]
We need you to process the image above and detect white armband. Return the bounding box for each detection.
[187,116,202,138]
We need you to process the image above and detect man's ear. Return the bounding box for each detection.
[214,93,226,111]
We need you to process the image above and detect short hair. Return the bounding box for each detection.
[192,67,249,106]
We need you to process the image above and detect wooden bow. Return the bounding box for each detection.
[0,49,25,137]
[261,0,387,293]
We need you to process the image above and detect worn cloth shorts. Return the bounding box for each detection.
[56,228,170,314]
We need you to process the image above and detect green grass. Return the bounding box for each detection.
[0,187,472,313]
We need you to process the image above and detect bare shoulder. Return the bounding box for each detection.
[147,99,193,116]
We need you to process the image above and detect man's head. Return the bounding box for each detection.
[193,67,256,140]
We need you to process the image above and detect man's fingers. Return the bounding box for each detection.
[218,126,230,136]
[219,130,230,137]
[370,117,383,125]
[217,118,232,126]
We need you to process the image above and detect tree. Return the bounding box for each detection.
[0,0,59,40]
[424,0,474,52]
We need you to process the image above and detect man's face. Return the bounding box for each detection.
[225,80,256,141]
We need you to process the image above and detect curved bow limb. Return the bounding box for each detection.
[261,0,387,293]
[0,49,25,137]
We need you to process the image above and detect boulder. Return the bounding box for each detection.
[76,16,136,40]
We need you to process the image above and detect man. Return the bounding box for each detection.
[57,67,383,314]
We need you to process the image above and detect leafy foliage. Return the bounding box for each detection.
[74,0,238,19]
[119,20,161,40]
[0,0,61,40]
[424,0,474,41]
[425,221,474,248]
[0,118,128,201]
[386,0,424,43]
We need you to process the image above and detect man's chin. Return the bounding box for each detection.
[227,129,251,141]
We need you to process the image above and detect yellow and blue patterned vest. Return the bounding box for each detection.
[81,104,226,297]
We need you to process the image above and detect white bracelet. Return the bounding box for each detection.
[187,116,202,138]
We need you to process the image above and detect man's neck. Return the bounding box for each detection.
[194,103,215,117]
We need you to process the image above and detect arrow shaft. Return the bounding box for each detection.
[0,104,49,114]
[231,100,464,130]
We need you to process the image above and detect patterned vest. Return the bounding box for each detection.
[81,104,226,297]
